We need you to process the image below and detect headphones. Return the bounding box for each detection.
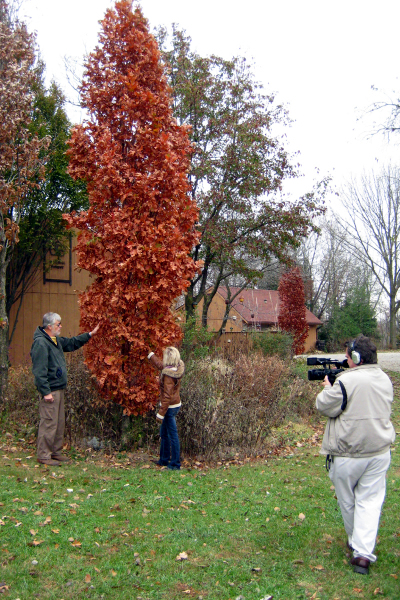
[349,340,361,365]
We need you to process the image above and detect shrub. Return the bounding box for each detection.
[251,330,293,359]
[179,353,315,458]
[2,351,158,451]
[179,316,215,361]
[3,351,315,460]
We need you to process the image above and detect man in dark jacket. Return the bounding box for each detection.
[31,312,99,466]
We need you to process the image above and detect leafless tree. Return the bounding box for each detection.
[338,166,400,348]
[297,218,357,320]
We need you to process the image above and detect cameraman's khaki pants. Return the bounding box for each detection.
[37,390,65,460]
[329,451,391,562]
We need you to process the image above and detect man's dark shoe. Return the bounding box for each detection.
[167,465,180,470]
[51,455,70,462]
[38,458,61,466]
[351,556,370,575]
[151,460,168,466]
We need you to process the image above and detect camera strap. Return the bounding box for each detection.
[325,454,334,471]
[338,380,347,411]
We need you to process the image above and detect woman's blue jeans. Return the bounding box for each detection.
[159,406,181,469]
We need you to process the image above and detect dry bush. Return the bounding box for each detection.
[179,353,315,458]
[2,351,315,459]
[2,350,158,450]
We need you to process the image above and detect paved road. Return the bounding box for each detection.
[310,352,400,372]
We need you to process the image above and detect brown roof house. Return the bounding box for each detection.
[176,287,322,353]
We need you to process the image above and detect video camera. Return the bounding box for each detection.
[307,357,349,386]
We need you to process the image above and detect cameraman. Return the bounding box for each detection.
[316,334,395,575]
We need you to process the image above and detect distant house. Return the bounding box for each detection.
[174,286,322,352]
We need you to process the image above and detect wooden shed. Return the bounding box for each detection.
[9,235,93,365]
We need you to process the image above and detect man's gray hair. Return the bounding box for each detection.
[42,312,61,329]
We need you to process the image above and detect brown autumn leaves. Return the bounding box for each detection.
[65,2,200,414]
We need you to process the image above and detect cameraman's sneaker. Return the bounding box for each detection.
[351,556,370,575]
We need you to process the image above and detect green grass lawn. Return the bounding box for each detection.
[1,374,400,600]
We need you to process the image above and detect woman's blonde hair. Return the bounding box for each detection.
[163,346,181,368]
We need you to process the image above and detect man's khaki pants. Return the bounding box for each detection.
[37,390,66,460]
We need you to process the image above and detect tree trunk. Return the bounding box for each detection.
[0,259,9,400]
[201,293,213,327]
[185,285,196,321]
[389,294,397,349]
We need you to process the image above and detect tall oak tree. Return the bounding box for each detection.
[65,1,200,414]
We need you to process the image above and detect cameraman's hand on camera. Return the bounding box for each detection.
[322,375,332,388]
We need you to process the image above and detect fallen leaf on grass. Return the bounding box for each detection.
[0,520,4,526]
[390,574,398,579]
[51,529,59,534]
[111,569,117,577]
[0,583,10,592]
[176,551,188,561]
[298,513,306,521]
[251,567,261,572]
[71,540,82,547]
[274,507,280,512]
[374,588,383,595]
[44,516,51,523]
[293,559,304,564]
[30,540,44,546]
[85,574,91,583]
[33,511,43,516]
[94,527,100,533]
[94,567,101,573]
[312,565,324,571]
[353,588,363,593]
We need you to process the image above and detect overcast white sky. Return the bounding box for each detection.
[21,0,400,202]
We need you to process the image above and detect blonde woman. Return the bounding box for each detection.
[147,347,185,470]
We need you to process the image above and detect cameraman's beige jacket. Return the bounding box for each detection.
[316,364,395,457]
